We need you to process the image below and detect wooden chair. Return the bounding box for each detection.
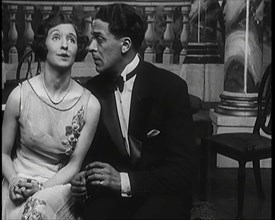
[16,48,42,80]
[2,48,41,101]
[200,63,271,219]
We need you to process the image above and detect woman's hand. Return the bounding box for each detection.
[9,184,26,205]
[9,178,28,205]
[18,180,40,198]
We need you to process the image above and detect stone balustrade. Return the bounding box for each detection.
[2,0,192,66]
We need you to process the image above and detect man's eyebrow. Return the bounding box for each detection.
[91,30,105,37]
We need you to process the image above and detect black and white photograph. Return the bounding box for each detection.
[2,0,271,219]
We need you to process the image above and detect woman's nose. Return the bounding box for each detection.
[61,38,68,49]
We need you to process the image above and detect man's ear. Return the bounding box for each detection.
[121,37,132,53]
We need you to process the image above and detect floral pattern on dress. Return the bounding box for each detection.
[61,106,85,157]
[22,197,47,220]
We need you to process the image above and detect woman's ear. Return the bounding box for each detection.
[121,37,132,54]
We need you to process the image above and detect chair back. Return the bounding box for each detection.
[16,48,41,81]
[253,63,272,136]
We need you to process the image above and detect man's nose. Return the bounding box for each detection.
[87,39,98,52]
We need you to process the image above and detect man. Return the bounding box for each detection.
[71,3,197,219]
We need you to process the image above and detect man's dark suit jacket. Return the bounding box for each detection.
[84,60,197,200]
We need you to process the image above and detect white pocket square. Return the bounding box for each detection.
[147,129,160,138]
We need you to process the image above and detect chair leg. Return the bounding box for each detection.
[236,161,246,220]
[253,160,265,199]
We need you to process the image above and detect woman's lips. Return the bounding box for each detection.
[58,53,69,57]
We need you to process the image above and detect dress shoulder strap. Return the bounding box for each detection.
[81,88,92,123]
[18,82,22,117]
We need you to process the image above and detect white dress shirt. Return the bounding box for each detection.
[114,54,140,197]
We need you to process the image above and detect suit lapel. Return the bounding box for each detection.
[97,61,153,161]
[128,61,153,142]
[101,86,129,157]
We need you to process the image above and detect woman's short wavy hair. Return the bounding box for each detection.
[95,3,147,52]
[32,11,88,61]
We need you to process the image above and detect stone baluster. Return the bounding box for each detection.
[179,4,191,64]
[41,5,52,20]
[23,6,34,54]
[37,5,52,75]
[22,5,35,78]
[144,7,156,63]
[163,7,175,65]
[83,6,94,40]
[8,5,18,64]
[60,6,73,17]
[83,6,95,62]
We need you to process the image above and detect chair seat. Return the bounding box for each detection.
[206,133,271,161]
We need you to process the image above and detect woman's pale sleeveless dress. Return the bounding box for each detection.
[2,79,92,220]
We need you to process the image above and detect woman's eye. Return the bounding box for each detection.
[68,37,76,44]
[52,35,61,41]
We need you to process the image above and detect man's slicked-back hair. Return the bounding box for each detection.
[95,3,147,51]
[32,10,88,61]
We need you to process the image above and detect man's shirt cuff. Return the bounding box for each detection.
[120,172,132,197]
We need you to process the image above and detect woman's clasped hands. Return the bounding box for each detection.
[9,177,44,205]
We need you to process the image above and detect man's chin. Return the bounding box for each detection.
[95,65,107,74]
[95,66,102,73]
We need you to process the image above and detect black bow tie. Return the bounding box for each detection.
[113,70,137,92]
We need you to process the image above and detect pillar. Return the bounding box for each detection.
[215,0,264,117]
[212,0,270,168]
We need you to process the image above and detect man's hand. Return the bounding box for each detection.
[85,162,121,192]
[70,171,87,198]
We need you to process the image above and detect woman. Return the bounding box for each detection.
[2,11,100,219]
